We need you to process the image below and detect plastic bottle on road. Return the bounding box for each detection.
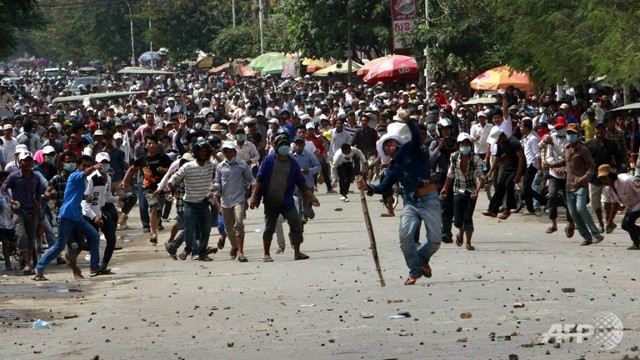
[32,319,51,329]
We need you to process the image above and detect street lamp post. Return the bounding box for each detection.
[124,0,135,66]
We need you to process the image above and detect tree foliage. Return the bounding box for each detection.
[212,15,291,60]
[283,0,392,62]
[0,0,44,59]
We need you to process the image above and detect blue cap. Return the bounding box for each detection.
[595,120,605,128]
[293,136,305,143]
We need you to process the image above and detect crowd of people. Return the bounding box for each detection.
[0,68,639,285]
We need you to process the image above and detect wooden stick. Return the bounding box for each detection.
[357,176,385,287]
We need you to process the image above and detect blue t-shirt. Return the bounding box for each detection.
[58,171,86,221]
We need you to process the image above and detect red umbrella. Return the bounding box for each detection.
[362,55,418,83]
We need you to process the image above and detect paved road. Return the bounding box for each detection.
[1,191,639,359]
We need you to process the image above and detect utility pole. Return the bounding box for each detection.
[232,0,236,28]
[259,0,265,54]
[125,0,135,66]
[346,2,352,85]
[149,0,154,69]
[423,0,430,91]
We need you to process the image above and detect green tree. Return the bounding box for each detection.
[283,0,391,62]
[212,15,290,60]
[0,0,44,59]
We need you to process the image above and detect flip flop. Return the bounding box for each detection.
[545,226,557,234]
[33,274,48,281]
[380,213,395,217]
[564,225,575,238]
[229,247,238,260]
[237,255,248,263]
[294,253,310,260]
[456,233,464,247]
[262,256,274,262]
[275,247,285,254]
[466,245,475,251]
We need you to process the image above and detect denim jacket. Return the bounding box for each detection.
[370,120,433,201]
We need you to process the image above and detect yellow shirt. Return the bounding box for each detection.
[582,118,595,142]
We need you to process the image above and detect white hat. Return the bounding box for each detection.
[268,118,279,124]
[300,114,312,122]
[376,134,405,163]
[95,152,110,163]
[3,124,13,131]
[438,118,452,128]
[243,117,257,125]
[256,111,265,117]
[305,122,315,130]
[559,103,570,110]
[42,146,56,155]
[487,126,503,145]
[456,132,472,143]
[167,97,176,102]
[113,133,123,140]
[18,152,33,161]
[15,144,28,154]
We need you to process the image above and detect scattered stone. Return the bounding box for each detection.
[398,330,409,336]
[360,313,374,319]
[561,288,575,293]
[456,327,463,332]
[457,337,468,343]
[497,335,511,341]
[508,354,518,360]
[460,312,472,319]
[227,342,234,348]
[513,302,525,308]
[105,339,110,343]
[334,208,343,211]
[328,339,335,343]
[553,343,561,349]
[631,345,639,351]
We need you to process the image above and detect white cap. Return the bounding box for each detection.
[221,141,238,151]
[18,152,33,161]
[305,122,315,130]
[15,144,28,154]
[300,114,312,122]
[438,118,452,127]
[95,152,110,163]
[167,97,176,102]
[487,127,503,145]
[113,133,123,140]
[3,124,13,130]
[42,146,56,155]
[456,132,472,143]
[268,118,279,124]
[376,134,405,163]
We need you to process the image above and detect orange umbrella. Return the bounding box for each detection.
[470,66,533,91]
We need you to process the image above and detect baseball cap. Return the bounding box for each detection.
[594,121,606,128]
[221,141,238,151]
[18,152,33,161]
[3,124,13,131]
[487,127,503,145]
[554,116,566,129]
[559,103,570,110]
[95,152,111,163]
[305,122,315,130]
[597,164,614,178]
[457,133,472,143]
[42,146,56,155]
[566,123,580,134]
[293,136,305,143]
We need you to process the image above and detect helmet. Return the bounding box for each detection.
[190,139,211,153]
[207,134,221,150]
[438,118,452,128]
[201,99,211,108]
[273,128,290,148]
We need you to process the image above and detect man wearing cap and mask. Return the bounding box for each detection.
[357,116,441,285]
[550,123,604,246]
[291,135,321,223]
[597,164,640,250]
[587,121,625,233]
[1,151,42,275]
[440,133,485,250]
[429,118,457,243]
[539,116,574,235]
[250,132,320,262]
[483,126,525,220]
[81,152,119,276]
[2,124,18,164]
[214,141,254,262]
[470,110,493,166]
[235,128,260,175]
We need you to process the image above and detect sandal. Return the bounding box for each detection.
[294,253,310,260]
[229,247,238,260]
[404,276,418,285]
[262,256,274,262]
[275,247,285,254]
[32,274,49,281]
[455,233,463,247]
[380,212,395,217]
[466,245,475,251]
[564,225,575,238]
[545,226,557,234]
[237,255,248,263]
[217,236,225,249]
[149,235,158,244]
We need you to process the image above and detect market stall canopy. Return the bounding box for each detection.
[470,66,533,91]
[362,55,418,84]
[313,60,362,77]
[52,91,145,104]
[607,102,640,114]
[209,62,231,74]
[117,67,173,75]
[463,97,498,105]
[195,53,215,69]
[247,52,294,74]
[302,58,333,73]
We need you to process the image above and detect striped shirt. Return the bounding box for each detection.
[447,152,484,194]
[168,160,216,202]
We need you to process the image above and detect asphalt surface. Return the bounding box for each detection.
[1,191,639,360]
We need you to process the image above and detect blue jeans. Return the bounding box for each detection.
[399,195,442,278]
[137,183,150,229]
[36,217,100,273]
[184,201,213,257]
[566,187,601,242]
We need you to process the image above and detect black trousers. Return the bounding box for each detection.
[488,169,516,213]
[523,165,545,213]
[337,162,354,196]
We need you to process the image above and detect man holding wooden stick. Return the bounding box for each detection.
[357,117,442,285]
